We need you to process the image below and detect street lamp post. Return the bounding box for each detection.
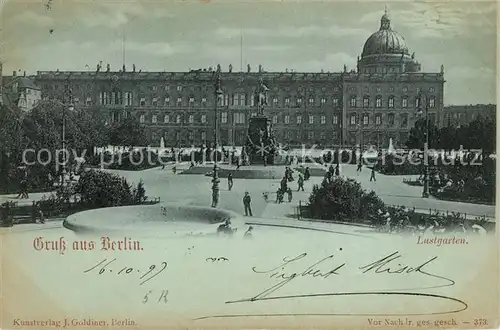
[61,84,74,186]
[417,91,430,198]
[211,67,223,208]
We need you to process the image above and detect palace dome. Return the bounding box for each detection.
[361,12,409,57]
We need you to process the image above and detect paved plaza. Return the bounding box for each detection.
[1,163,494,222]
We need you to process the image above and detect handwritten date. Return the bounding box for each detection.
[83,258,167,285]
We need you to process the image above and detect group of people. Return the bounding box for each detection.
[356,162,377,182]
[323,165,338,183]
[217,219,254,238]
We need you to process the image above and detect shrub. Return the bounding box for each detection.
[75,170,134,208]
[307,177,385,223]
[133,180,147,204]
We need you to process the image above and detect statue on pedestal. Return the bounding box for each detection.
[244,77,279,165]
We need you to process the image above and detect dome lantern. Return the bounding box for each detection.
[380,7,391,30]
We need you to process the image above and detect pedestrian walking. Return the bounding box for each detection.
[287,188,293,202]
[357,163,362,172]
[370,167,376,182]
[228,173,233,191]
[324,171,332,183]
[297,175,305,191]
[243,192,253,216]
[276,189,284,204]
[21,179,29,199]
[328,165,335,176]
[280,176,288,192]
[172,166,177,174]
[335,164,340,176]
[39,208,45,224]
[304,167,310,181]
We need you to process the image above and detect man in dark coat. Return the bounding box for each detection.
[370,167,376,182]
[304,167,311,181]
[243,192,253,216]
[297,174,305,191]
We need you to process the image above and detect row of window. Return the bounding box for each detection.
[46,82,436,96]
[139,114,208,124]
[77,93,438,111]
[348,86,436,94]
[45,83,343,94]
[91,92,345,108]
[349,95,436,109]
[349,113,407,127]
[137,112,249,125]
[135,112,423,127]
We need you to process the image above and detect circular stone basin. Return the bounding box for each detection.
[63,203,244,237]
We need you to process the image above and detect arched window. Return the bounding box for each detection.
[375,95,382,108]
[363,96,370,108]
[363,113,369,125]
[388,113,395,126]
[402,96,408,108]
[350,96,357,108]
[429,96,436,108]
[350,114,356,125]
[388,96,394,108]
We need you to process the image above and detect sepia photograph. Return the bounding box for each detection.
[0,0,497,328]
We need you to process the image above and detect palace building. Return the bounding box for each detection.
[33,10,445,148]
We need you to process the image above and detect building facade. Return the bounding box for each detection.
[1,70,42,112]
[442,104,496,127]
[33,11,445,149]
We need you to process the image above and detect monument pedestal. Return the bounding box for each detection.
[245,116,279,165]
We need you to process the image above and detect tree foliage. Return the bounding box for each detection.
[0,101,109,192]
[405,116,495,153]
[108,117,148,148]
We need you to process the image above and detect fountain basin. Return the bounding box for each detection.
[63,204,243,236]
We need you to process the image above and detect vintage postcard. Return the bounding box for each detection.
[0,0,498,329]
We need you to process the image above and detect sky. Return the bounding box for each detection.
[0,0,497,105]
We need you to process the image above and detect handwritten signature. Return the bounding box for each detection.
[83,258,167,285]
[194,251,467,319]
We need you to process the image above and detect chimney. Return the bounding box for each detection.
[23,71,26,77]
